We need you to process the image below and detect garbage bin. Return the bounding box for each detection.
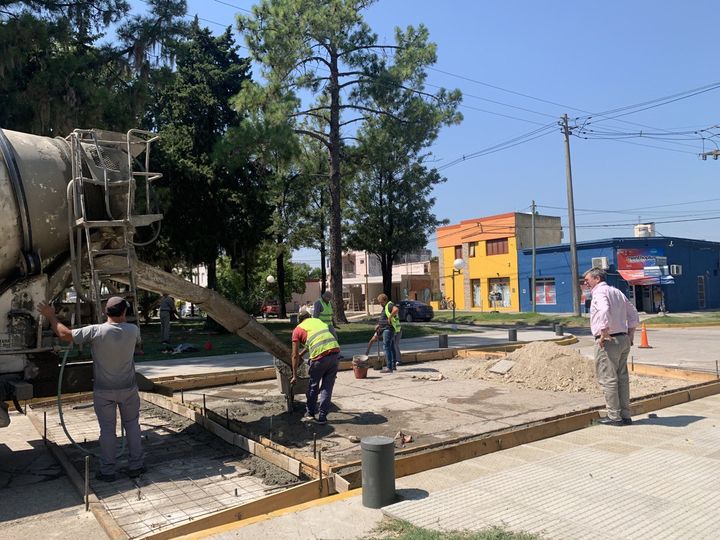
[289,314,298,324]
[555,324,564,336]
[361,436,396,508]
[508,328,517,341]
[438,334,448,348]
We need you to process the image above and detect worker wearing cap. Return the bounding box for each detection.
[312,290,337,339]
[38,296,146,482]
[290,307,341,425]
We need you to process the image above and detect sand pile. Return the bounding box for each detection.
[461,341,683,395]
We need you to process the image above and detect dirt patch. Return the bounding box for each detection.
[455,341,686,396]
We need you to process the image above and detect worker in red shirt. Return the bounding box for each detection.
[290,307,341,425]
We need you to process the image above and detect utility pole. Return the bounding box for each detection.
[531,200,537,313]
[561,114,581,316]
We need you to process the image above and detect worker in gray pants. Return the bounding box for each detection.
[39,296,146,482]
[159,292,179,344]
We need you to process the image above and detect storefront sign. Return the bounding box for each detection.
[617,248,665,269]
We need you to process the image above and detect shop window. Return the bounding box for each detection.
[471,279,481,307]
[486,238,509,256]
[535,278,556,305]
[489,277,511,308]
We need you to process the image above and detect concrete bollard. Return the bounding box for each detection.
[555,324,564,336]
[508,328,517,341]
[361,436,396,508]
[438,334,448,348]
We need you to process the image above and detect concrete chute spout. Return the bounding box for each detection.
[94,255,292,366]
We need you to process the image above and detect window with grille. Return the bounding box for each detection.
[534,278,556,305]
[697,276,706,309]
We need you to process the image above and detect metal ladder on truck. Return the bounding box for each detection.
[67,129,162,324]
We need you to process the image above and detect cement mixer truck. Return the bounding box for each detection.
[0,127,291,427]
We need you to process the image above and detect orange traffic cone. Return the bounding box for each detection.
[638,323,652,349]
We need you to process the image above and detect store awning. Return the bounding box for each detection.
[618,266,675,286]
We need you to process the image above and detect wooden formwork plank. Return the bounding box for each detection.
[157,368,277,391]
[630,363,718,382]
[141,477,333,540]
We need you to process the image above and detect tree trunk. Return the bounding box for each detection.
[328,51,347,323]
[207,254,217,290]
[276,239,287,319]
[381,252,393,298]
[319,194,327,293]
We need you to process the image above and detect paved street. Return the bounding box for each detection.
[135,326,560,378]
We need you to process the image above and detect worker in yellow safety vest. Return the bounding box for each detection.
[376,293,401,372]
[290,308,342,425]
[313,290,337,338]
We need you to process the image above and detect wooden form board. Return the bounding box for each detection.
[141,477,334,540]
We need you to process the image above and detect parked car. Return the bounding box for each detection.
[261,300,281,318]
[397,300,434,322]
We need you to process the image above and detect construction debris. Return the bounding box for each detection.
[411,373,445,381]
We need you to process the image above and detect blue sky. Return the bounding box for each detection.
[134,0,720,268]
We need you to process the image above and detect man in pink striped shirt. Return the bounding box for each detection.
[584,267,640,426]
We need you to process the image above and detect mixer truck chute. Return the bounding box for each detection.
[0,127,290,427]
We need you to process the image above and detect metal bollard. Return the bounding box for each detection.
[361,436,396,508]
[508,328,517,341]
[438,334,448,348]
[555,324,564,336]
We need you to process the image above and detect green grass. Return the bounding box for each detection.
[135,318,463,362]
[431,311,588,328]
[644,312,720,326]
[367,519,541,540]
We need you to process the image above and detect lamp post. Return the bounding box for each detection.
[451,258,465,330]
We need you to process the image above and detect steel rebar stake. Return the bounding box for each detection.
[203,394,206,416]
[43,411,47,445]
[84,456,90,511]
[181,389,184,403]
[313,433,317,458]
[318,450,323,495]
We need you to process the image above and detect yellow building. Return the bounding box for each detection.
[437,212,562,311]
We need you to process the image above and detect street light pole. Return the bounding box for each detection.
[451,258,465,331]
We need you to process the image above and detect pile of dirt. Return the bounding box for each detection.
[461,341,684,396]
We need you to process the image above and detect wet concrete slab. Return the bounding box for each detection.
[181,356,684,467]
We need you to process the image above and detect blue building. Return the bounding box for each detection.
[518,237,720,313]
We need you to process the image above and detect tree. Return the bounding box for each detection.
[0,0,187,135]
[144,20,251,290]
[345,57,461,296]
[235,0,458,323]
